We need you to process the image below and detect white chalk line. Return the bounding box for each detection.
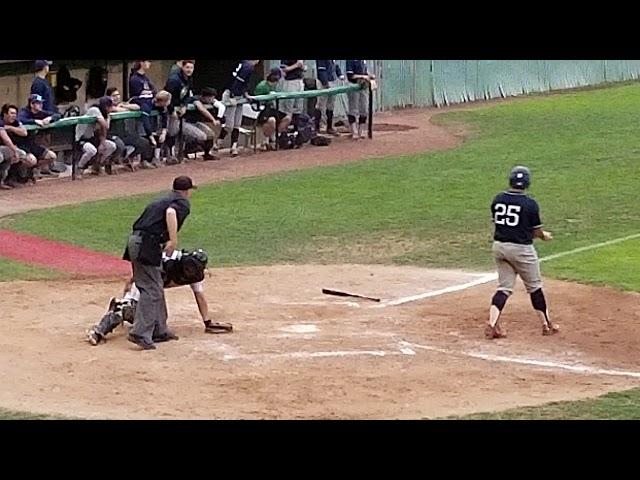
[400,341,640,379]
[223,349,402,362]
[377,233,640,307]
[538,232,640,263]
[376,273,498,307]
[222,339,640,379]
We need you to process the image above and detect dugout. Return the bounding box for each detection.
[193,60,265,96]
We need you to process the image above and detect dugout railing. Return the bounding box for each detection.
[20,82,372,181]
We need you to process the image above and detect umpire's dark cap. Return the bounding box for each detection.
[173,176,197,191]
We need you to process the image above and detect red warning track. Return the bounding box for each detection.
[0,230,130,277]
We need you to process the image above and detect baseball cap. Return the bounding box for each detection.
[35,60,52,71]
[28,94,44,104]
[173,176,197,191]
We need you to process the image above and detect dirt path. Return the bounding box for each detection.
[0,108,463,218]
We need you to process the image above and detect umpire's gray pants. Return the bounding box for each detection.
[127,234,169,343]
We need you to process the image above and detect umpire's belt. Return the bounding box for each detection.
[132,230,164,242]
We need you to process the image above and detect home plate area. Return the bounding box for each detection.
[2,263,640,419]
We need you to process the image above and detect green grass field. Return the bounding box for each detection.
[0,257,63,281]
[3,82,640,419]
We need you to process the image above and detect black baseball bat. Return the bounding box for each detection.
[322,288,381,302]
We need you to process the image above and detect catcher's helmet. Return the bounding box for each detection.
[509,165,531,189]
[191,249,208,266]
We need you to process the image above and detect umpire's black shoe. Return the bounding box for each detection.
[127,333,156,350]
[153,331,179,343]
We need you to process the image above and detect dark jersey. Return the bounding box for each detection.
[346,60,368,83]
[491,190,542,245]
[0,118,30,150]
[229,61,255,97]
[131,191,191,242]
[280,60,304,80]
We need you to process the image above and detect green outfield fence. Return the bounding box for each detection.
[371,60,640,109]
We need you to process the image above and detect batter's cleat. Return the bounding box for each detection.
[485,323,507,340]
[127,333,156,350]
[87,328,104,346]
[542,323,560,336]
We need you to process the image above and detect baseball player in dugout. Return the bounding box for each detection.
[87,247,233,346]
[121,176,197,350]
[486,166,560,340]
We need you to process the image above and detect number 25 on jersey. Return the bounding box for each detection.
[494,203,521,226]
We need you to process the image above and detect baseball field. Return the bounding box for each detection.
[1,82,640,419]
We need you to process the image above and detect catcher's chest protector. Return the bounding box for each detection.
[162,256,205,287]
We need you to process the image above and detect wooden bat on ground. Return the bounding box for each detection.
[322,288,381,302]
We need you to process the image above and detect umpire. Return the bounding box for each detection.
[123,176,197,350]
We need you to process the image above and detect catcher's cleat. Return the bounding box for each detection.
[204,320,233,334]
[107,297,117,312]
[485,323,507,340]
[542,322,560,336]
[87,328,104,346]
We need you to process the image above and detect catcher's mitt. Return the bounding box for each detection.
[204,320,233,334]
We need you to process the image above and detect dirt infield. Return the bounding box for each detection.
[1,264,639,419]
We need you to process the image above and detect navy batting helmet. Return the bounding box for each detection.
[509,166,531,189]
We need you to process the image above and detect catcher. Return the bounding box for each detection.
[87,248,232,346]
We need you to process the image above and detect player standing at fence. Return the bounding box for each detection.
[279,60,305,118]
[221,60,260,157]
[345,60,375,140]
[485,166,560,339]
[314,60,344,135]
